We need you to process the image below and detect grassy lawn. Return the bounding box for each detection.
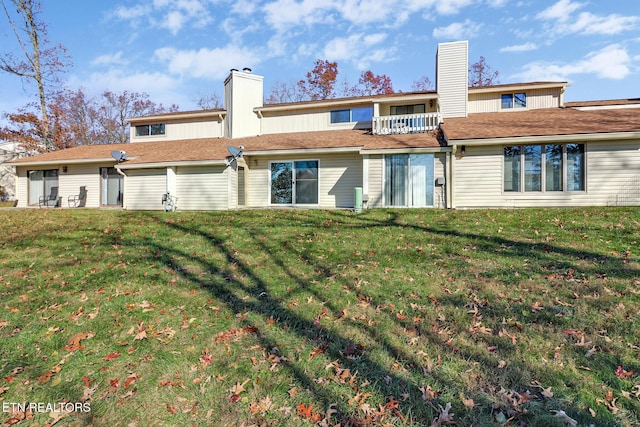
[0,207,638,426]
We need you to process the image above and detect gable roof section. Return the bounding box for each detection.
[441,107,640,143]
[10,130,443,168]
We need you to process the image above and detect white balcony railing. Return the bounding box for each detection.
[372,113,441,135]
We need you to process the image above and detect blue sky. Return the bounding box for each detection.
[1,0,639,115]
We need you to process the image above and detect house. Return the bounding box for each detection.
[0,141,28,201]
[9,41,640,210]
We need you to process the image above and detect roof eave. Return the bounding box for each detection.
[246,146,362,156]
[10,157,118,167]
[449,131,640,146]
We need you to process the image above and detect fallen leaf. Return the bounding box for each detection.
[103,352,120,361]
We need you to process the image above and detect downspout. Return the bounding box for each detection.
[256,110,263,136]
[449,145,456,209]
[114,165,127,210]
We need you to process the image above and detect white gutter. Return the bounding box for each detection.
[9,157,117,167]
[245,146,362,156]
[117,159,228,169]
[451,131,640,146]
[362,147,451,155]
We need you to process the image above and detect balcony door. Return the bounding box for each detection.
[270,160,319,206]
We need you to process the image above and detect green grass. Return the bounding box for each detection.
[0,207,638,426]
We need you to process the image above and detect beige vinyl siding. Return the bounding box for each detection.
[125,168,166,210]
[14,167,28,207]
[245,154,363,209]
[454,140,640,208]
[468,88,562,114]
[436,41,468,119]
[366,155,384,208]
[588,140,640,206]
[131,119,223,143]
[60,164,103,208]
[261,105,372,135]
[434,154,447,208]
[175,166,229,210]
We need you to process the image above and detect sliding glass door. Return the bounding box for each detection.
[384,154,434,207]
[270,161,318,206]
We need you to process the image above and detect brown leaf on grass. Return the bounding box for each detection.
[167,404,178,415]
[103,352,120,361]
[82,385,98,402]
[64,332,94,352]
[228,379,250,395]
[45,408,69,427]
[615,365,634,379]
[430,402,455,427]
[308,346,327,361]
[297,403,322,423]
[124,373,139,389]
[199,348,212,368]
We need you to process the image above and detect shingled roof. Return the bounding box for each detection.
[10,129,442,166]
[441,107,640,141]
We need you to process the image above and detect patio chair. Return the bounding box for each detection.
[68,186,88,208]
[39,186,60,208]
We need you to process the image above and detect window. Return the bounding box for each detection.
[330,107,372,123]
[135,123,165,136]
[504,144,585,192]
[384,154,434,207]
[28,169,58,206]
[101,167,123,206]
[390,104,425,115]
[501,93,526,109]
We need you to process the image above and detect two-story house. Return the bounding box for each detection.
[10,41,640,210]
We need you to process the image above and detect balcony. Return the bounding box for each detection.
[372,112,441,135]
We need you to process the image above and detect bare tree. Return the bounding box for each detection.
[469,56,500,87]
[194,92,222,110]
[411,76,433,91]
[266,80,305,104]
[98,91,178,144]
[0,0,70,151]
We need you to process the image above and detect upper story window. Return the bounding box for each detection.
[501,93,526,109]
[330,107,373,123]
[390,104,425,115]
[135,123,166,137]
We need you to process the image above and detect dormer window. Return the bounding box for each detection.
[501,93,526,109]
[135,123,166,136]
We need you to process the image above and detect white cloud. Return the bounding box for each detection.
[433,19,482,39]
[536,0,583,22]
[513,44,632,82]
[435,0,476,16]
[161,11,187,35]
[500,42,538,53]
[113,0,213,34]
[91,51,127,66]
[263,0,333,30]
[155,46,261,80]
[536,0,639,36]
[321,33,394,69]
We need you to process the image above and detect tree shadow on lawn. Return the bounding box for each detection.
[137,209,638,426]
